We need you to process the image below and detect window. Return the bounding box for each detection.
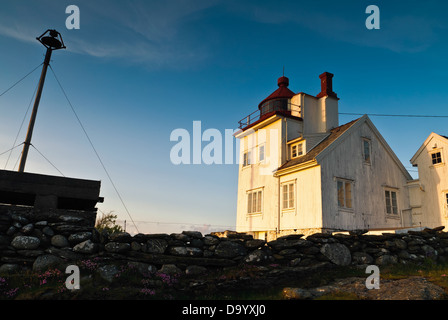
[282,182,295,210]
[385,190,398,215]
[444,192,448,213]
[247,190,262,214]
[291,143,303,158]
[243,150,252,167]
[337,179,353,209]
[363,138,371,163]
[259,144,265,162]
[431,151,442,165]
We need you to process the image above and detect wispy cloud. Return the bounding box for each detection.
[0,0,219,68]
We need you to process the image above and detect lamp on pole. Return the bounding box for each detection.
[18,29,66,173]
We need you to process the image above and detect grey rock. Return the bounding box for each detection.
[35,221,48,227]
[11,236,40,250]
[320,243,351,266]
[108,232,132,243]
[182,231,203,239]
[375,254,398,266]
[215,241,247,259]
[146,238,168,254]
[68,232,92,245]
[169,246,202,257]
[0,264,20,274]
[243,249,270,264]
[32,254,64,272]
[352,252,374,265]
[42,226,54,236]
[245,239,266,249]
[6,226,17,236]
[170,233,190,242]
[127,261,157,275]
[203,235,220,246]
[131,241,141,251]
[51,235,70,248]
[185,265,208,276]
[159,264,182,275]
[105,242,131,253]
[97,265,120,283]
[58,215,84,223]
[73,240,98,254]
[21,223,34,234]
[11,214,29,224]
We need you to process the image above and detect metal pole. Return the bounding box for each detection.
[18,47,53,172]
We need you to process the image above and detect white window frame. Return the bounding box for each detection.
[362,138,371,164]
[259,144,266,163]
[291,142,304,159]
[281,181,295,211]
[443,191,448,218]
[384,188,399,217]
[247,188,263,214]
[336,178,354,210]
[243,150,253,167]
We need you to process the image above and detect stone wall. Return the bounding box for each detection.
[1,205,448,276]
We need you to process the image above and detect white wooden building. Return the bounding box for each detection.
[234,72,420,240]
[408,133,448,229]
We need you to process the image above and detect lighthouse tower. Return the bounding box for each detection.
[234,72,339,240]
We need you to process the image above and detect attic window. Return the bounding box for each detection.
[431,151,442,165]
[362,138,371,164]
[291,143,303,158]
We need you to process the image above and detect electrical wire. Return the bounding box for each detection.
[48,64,140,234]
[30,143,65,177]
[4,81,39,169]
[0,63,43,98]
[339,112,448,118]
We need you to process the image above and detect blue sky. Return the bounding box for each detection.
[0,0,447,234]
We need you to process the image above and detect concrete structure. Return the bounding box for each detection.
[234,72,417,240]
[408,133,448,229]
[0,169,103,211]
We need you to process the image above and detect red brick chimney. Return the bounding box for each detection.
[316,72,338,99]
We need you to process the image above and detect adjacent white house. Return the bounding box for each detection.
[408,133,448,229]
[234,72,443,241]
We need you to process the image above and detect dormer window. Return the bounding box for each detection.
[291,142,304,159]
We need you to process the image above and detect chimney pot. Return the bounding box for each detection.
[317,72,338,99]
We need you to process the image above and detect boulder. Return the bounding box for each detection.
[97,264,120,283]
[185,265,208,276]
[320,243,351,266]
[146,239,168,254]
[32,254,64,272]
[11,236,40,250]
[68,232,92,245]
[51,235,70,248]
[108,232,132,243]
[160,264,182,275]
[182,231,203,239]
[215,241,247,259]
[105,242,131,253]
[375,254,398,266]
[352,252,374,265]
[73,240,98,254]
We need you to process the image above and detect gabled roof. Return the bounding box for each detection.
[275,115,413,180]
[276,118,360,171]
[410,132,448,165]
